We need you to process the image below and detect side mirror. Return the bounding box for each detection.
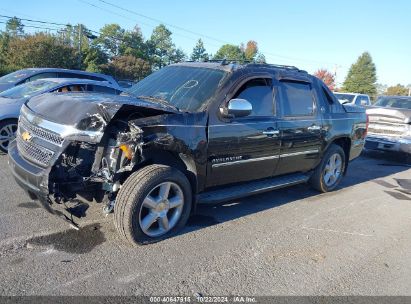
[220,98,252,118]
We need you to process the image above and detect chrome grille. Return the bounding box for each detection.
[368,122,406,137]
[19,116,63,146]
[16,135,54,167]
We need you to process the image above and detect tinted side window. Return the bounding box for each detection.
[89,85,117,94]
[234,78,274,116]
[280,81,314,116]
[29,72,58,81]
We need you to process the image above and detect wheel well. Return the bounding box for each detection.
[137,149,198,195]
[330,137,351,174]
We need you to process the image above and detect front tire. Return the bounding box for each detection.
[309,144,346,192]
[114,164,192,246]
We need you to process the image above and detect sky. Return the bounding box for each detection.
[0,0,410,87]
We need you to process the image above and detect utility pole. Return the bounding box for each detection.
[78,24,82,69]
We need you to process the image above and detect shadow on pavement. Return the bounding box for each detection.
[183,152,410,233]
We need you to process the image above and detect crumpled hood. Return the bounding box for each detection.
[366,106,411,124]
[26,92,178,132]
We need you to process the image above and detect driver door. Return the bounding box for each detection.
[206,77,281,187]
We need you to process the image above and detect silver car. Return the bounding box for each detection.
[0,78,122,153]
[334,92,371,107]
[365,96,411,155]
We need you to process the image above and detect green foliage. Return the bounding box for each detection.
[95,24,126,58]
[100,55,151,81]
[121,26,147,59]
[83,44,108,73]
[385,84,409,96]
[4,33,77,70]
[214,44,243,61]
[342,52,377,96]
[148,24,175,69]
[191,39,208,61]
[5,17,24,37]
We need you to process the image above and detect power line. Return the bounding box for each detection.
[97,0,229,45]
[0,8,342,67]
[95,0,340,66]
[0,20,63,32]
[77,0,222,48]
[0,14,68,27]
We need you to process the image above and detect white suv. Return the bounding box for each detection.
[333,92,371,106]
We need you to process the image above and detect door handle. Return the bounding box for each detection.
[307,125,321,131]
[262,129,280,136]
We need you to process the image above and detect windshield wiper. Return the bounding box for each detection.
[136,95,180,112]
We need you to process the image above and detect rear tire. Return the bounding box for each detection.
[309,144,346,192]
[114,164,192,246]
[0,119,18,154]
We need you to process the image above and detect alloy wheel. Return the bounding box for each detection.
[138,181,184,237]
[0,122,18,152]
[323,153,343,187]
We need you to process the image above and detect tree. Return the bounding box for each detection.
[5,33,77,70]
[254,53,266,63]
[5,17,24,37]
[191,39,208,61]
[83,44,108,72]
[121,25,147,59]
[96,24,126,58]
[213,44,243,61]
[385,84,409,96]
[170,48,186,64]
[376,83,388,96]
[342,52,377,96]
[244,40,258,61]
[100,55,151,81]
[148,24,175,69]
[314,68,336,90]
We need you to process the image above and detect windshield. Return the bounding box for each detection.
[126,66,227,112]
[374,97,411,110]
[0,70,34,84]
[334,93,355,104]
[0,80,58,99]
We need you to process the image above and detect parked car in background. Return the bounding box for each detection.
[117,79,137,89]
[334,92,371,106]
[0,78,122,153]
[0,68,119,93]
[365,96,411,155]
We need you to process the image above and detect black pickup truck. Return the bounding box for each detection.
[8,62,367,245]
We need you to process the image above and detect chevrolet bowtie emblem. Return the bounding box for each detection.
[21,131,32,142]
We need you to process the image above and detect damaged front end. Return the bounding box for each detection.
[8,93,177,226]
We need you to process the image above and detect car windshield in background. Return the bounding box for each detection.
[334,93,355,104]
[0,70,33,84]
[126,66,227,112]
[0,80,58,99]
[374,97,411,109]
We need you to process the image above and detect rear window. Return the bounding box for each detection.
[280,81,314,116]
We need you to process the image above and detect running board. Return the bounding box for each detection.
[197,172,311,205]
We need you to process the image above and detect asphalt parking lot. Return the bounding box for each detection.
[0,152,411,296]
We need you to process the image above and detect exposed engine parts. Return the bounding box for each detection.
[48,121,144,211]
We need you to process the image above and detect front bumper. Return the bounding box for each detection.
[365,135,411,154]
[7,140,60,216]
